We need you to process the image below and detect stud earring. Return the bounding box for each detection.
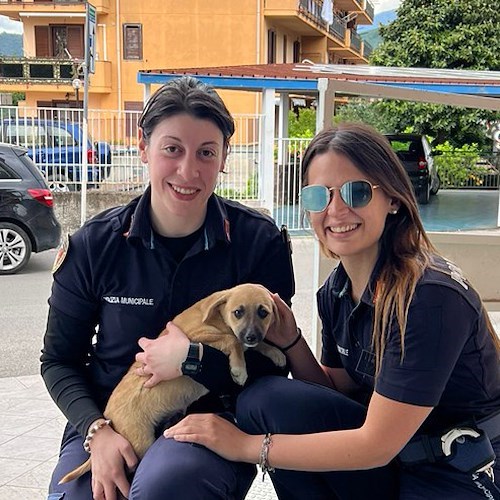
[390,209,398,215]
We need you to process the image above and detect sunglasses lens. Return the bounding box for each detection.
[341,181,372,208]
[301,185,330,212]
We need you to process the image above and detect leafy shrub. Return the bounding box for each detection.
[434,142,491,187]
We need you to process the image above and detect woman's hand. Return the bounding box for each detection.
[267,293,300,348]
[88,425,138,500]
[164,414,261,464]
[135,322,190,388]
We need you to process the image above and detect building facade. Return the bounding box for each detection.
[0,0,374,114]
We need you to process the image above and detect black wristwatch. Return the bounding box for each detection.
[181,342,202,375]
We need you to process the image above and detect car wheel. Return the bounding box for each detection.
[417,184,430,204]
[0,222,32,275]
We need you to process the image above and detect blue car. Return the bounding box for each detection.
[1,119,112,192]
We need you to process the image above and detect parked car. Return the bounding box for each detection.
[384,133,440,204]
[0,142,61,274]
[0,119,112,192]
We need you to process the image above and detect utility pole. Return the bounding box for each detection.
[81,2,97,226]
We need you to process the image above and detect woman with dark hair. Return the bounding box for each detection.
[41,76,295,499]
[163,123,500,499]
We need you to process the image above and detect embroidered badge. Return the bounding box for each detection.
[52,234,69,274]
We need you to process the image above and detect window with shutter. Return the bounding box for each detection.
[123,24,143,60]
[35,26,50,57]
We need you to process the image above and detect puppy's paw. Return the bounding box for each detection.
[256,344,287,367]
[231,366,248,386]
[267,348,287,368]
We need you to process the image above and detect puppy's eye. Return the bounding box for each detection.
[233,307,244,319]
[257,306,269,319]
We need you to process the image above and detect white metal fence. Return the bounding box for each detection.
[1,106,498,232]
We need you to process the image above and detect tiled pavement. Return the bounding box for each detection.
[0,374,279,499]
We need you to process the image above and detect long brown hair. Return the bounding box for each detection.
[301,123,500,371]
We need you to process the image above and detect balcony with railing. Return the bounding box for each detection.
[328,12,346,44]
[363,40,373,60]
[350,30,362,53]
[0,56,111,92]
[0,0,109,18]
[329,29,366,62]
[333,0,374,25]
[264,0,329,35]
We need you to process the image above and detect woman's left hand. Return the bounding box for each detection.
[266,293,299,348]
[164,414,260,464]
[135,322,190,387]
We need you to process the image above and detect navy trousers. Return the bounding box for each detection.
[236,376,500,500]
[47,422,256,499]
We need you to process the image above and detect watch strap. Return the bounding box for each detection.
[181,342,202,375]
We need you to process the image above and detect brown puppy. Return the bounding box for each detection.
[59,283,286,483]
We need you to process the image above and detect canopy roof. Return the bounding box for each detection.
[138,63,500,110]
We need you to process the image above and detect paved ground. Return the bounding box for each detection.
[0,236,498,499]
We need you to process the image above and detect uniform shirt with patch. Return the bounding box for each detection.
[318,255,500,434]
[42,187,295,436]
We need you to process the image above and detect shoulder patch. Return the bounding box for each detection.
[444,260,469,290]
[52,234,69,274]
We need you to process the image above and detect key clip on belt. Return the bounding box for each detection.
[441,427,496,474]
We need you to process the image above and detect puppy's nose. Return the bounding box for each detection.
[244,332,258,345]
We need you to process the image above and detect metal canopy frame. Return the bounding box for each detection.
[138,62,500,217]
[137,63,500,350]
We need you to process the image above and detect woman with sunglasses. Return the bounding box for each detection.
[163,123,500,499]
[41,76,294,500]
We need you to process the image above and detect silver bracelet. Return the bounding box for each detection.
[83,419,112,453]
[259,433,275,481]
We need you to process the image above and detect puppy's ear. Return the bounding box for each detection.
[201,292,227,324]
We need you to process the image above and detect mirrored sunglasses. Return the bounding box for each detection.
[301,180,380,212]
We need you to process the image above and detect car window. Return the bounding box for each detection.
[46,125,78,147]
[6,124,47,148]
[388,139,424,159]
[0,158,20,180]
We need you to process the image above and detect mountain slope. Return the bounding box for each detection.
[358,8,397,50]
[0,32,23,56]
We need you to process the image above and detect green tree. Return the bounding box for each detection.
[12,92,25,106]
[369,0,500,147]
[333,98,399,133]
[288,108,316,138]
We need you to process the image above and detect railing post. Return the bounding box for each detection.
[261,88,276,214]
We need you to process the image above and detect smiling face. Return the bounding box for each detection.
[139,113,227,237]
[306,151,399,270]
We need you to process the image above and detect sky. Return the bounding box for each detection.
[373,0,402,14]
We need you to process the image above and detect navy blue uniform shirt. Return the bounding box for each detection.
[41,187,295,436]
[319,254,500,435]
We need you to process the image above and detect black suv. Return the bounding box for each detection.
[385,134,440,204]
[0,142,61,274]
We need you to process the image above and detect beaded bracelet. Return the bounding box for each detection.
[259,433,275,481]
[83,419,112,453]
[281,328,303,352]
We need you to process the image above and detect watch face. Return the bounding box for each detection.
[181,343,202,375]
[181,360,201,375]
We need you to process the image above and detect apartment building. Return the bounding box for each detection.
[0,0,374,114]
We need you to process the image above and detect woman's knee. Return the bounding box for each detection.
[130,438,255,499]
[236,376,367,434]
